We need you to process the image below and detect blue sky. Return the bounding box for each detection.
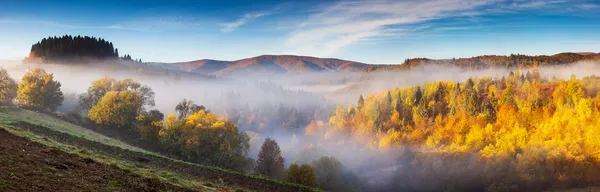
[1,0,600,64]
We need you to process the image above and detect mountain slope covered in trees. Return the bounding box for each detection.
[160,52,599,76]
[397,52,600,70]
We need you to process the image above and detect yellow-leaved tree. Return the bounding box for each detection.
[158,110,252,172]
[0,68,17,105]
[78,76,154,111]
[17,68,63,111]
[88,90,142,128]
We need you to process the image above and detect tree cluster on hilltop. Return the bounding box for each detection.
[26,35,119,63]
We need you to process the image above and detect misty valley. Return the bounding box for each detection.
[1,34,600,192]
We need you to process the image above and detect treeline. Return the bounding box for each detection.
[398,52,597,69]
[318,68,600,191]
[26,35,119,63]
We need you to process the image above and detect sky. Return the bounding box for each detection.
[1,0,600,64]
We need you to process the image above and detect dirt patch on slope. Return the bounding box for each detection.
[0,128,196,192]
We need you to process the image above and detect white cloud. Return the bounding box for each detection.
[576,3,600,9]
[0,17,149,31]
[221,12,270,32]
[284,0,573,57]
[504,0,566,9]
[285,0,492,57]
[116,15,206,32]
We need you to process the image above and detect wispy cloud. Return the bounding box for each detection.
[115,15,208,32]
[435,24,600,31]
[435,26,484,31]
[220,12,271,32]
[576,3,600,9]
[285,0,491,56]
[504,0,566,9]
[0,18,148,31]
[283,0,576,57]
[0,14,211,32]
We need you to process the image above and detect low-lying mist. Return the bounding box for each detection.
[2,59,599,191]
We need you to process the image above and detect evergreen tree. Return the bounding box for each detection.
[414,87,423,106]
[255,138,285,179]
[463,78,479,115]
[500,83,517,107]
[357,95,364,110]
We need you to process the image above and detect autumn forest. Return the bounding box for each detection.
[2,36,600,192]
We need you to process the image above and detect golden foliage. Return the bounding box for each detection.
[88,90,142,127]
[17,68,64,111]
[325,72,600,190]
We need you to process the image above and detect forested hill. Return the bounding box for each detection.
[396,52,600,70]
[24,35,120,64]
[163,55,381,76]
[160,52,599,76]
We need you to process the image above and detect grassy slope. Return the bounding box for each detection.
[0,106,320,192]
[0,128,197,192]
[0,107,147,152]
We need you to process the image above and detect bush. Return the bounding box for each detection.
[285,163,319,187]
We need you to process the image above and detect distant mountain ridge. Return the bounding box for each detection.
[154,52,600,76]
[21,36,599,75]
[161,55,383,76]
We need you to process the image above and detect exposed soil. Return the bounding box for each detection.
[6,121,315,192]
[0,128,196,192]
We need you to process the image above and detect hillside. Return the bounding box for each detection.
[0,128,194,192]
[163,55,383,76]
[397,52,600,69]
[0,107,320,192]
[319,71,600,191]
[156,52,599,76]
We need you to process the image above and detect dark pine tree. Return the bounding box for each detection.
[254,138,285,179]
